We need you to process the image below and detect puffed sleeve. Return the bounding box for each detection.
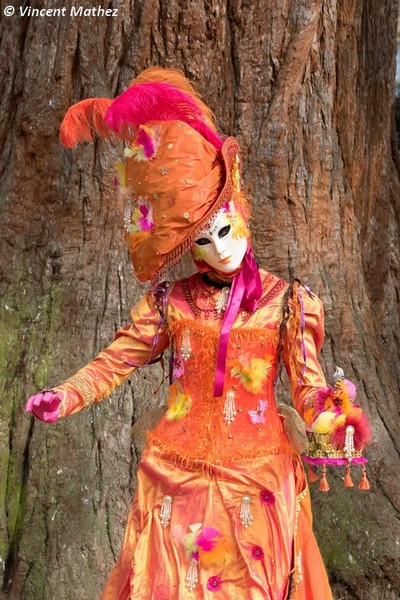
[282,285,327,423]
[55,290,170,418]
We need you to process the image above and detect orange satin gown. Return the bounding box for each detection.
[56,269,333,600]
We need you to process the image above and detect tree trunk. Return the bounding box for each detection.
[0,1,399,599]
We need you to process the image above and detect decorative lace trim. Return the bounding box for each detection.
[287,486,308,599]
[146,433,295,468]
[180,272,281,321]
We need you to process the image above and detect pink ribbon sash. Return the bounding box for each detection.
[213,247,262,397]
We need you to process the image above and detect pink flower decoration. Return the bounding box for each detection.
[206,576,222,592]
[344,379,357,402]
[251,546,264,560]
[260,489,275,506]
[314,386,334,413]
[136,126,156,159]
[137,201,154,231]
[172,357,184,380]
[191,551,199,560]
[196,527,220,552]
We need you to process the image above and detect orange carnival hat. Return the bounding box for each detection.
[60,67,248,283]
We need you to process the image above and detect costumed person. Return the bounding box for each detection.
[25,68,370,599]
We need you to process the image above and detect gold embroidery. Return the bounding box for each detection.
[66,374,96,407]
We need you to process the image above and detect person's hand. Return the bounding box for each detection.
[25,390,62,423]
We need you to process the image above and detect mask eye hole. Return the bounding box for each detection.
[218,224,231,239]
[194,237,211,246]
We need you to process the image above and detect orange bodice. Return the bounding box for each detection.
[149,318,293,464]
[57,269,327,465]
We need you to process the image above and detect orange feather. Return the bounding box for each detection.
[60,98,114,148]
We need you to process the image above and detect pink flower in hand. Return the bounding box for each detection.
[26,390,62,423]
[206,576,222,592]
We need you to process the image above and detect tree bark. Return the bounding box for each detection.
[0,1,399,599]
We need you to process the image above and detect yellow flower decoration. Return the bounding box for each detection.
[230,354,273,394]
[231,154,241,192]
[231,211,249,240]
[165,384,192,420]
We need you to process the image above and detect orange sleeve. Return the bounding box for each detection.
[282,288,327,423]
[55,290,170,417]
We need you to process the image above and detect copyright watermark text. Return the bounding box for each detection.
[4,5,119,17]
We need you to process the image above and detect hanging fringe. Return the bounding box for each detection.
[358,465,371,490]
[319,465,330,492]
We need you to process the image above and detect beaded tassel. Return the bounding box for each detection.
[185,558,199,591]
[123,199,133,232]
[181,329,192,361]
[215,287,230,314]
[344,425,355,460]
[223,390,237,424]
[160,495,173,528]
[240,495,253,528]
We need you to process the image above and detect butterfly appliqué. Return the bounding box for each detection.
[248,399,269,425]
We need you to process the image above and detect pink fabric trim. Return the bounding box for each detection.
[302,456,368,466]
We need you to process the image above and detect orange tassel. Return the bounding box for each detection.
[307,464,319,483]
[344,464,354,488]
[358,465,371,490]
[319,465,330,492]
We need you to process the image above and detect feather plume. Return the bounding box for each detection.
[105,82,223,151]
[331,408,372,450]
[60,98,114,148]
[129,67,217,129]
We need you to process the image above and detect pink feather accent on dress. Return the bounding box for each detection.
[105,82,223,151]
[196,527,220,551]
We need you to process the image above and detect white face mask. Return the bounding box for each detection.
[192,204,248,273]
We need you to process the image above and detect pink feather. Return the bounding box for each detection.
[105,82,223,151]
[196,527,220,552]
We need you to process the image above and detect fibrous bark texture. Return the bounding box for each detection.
[0,1,399,599]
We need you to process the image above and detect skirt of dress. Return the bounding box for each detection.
[100,445,332,600]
